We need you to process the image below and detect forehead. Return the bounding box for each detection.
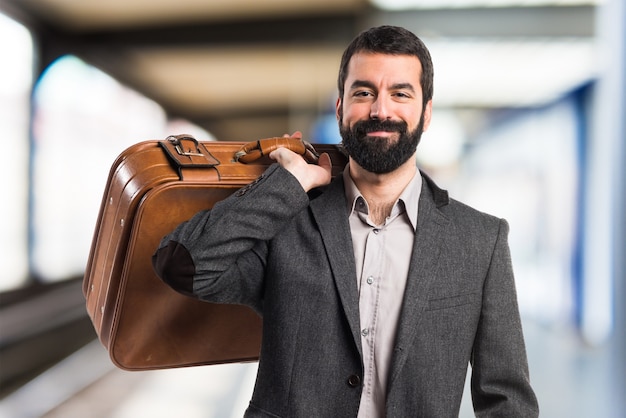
[345,52,423,89]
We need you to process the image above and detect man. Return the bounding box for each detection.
[153,25,539,417]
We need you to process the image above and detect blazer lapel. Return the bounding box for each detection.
[309,176,363,356]
[388,175,451,386]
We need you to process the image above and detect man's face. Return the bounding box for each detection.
[336,52,432,174]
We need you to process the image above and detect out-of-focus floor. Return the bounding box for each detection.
[0,320,623,418]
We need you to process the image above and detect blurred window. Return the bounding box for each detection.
[0,13,32,291]
[31,55,168,282]
[448,98,582,326]
[31,55,210,283]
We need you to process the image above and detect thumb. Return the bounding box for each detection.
[318,152,332,175]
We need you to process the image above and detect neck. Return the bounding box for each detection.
[349,156,417,225]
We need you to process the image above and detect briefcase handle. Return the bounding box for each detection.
[235,137,320,164]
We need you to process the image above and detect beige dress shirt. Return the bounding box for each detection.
[343,168,422,418]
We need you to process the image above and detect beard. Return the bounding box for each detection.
[339,115,425,174]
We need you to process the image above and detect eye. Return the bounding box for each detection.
[393,91,412,99]
[353,90,373,98]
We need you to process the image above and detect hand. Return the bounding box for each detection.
[269,132,332,191]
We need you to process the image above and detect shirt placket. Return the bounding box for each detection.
[358,220,385,414]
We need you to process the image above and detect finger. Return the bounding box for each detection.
[318,152,332,174]
[268,147,281,160]
[268,146,296,163]
[282,131,303,139]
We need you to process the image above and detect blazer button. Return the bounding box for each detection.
[347,374,361,388]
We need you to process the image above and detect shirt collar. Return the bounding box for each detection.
[343,166,422,230]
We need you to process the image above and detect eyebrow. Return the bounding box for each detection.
[349,80,375,90]
[349,80,416,92]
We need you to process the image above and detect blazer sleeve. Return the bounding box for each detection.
[152,164,310,312]
[470,219,540,417]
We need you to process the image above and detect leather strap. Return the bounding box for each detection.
[160,134,220,168]
[235,137,320,164]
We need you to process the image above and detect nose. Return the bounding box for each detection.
[370,96,390,120]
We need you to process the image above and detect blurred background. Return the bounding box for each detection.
[0,0,623,416]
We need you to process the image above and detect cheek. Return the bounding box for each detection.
[401,109,422,131]
[341,104,370,127]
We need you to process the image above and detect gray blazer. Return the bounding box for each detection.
[153,164,539,417]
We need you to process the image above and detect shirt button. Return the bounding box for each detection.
[373,229,380,234]
[347,374,361,387]
[361,328,369,337]
[366,276,374,285]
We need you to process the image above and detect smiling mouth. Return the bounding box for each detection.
[365,130,399,139]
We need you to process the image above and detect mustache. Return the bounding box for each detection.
[352,119,408,137]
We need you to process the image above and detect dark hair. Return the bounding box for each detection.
[337,25,434,106]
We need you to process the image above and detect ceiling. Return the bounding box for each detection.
[0,0,598,140]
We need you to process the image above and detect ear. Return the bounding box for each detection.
[335,97,342,121]
[422,100,433,132]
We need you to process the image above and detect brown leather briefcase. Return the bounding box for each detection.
[83,134,347,370]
